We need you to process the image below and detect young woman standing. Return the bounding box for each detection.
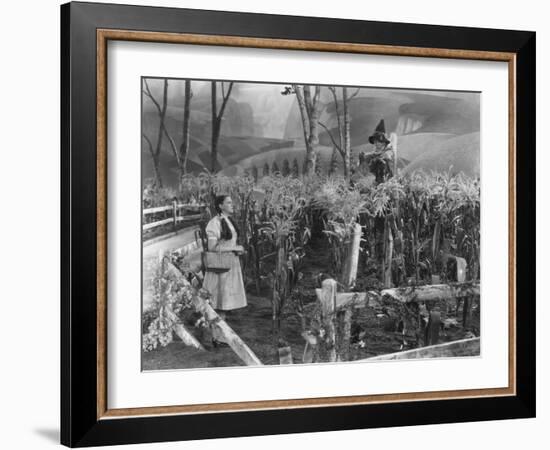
[202,195,247,347]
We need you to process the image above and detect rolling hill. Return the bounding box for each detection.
[142,80,480,186]
[402,132,480,177]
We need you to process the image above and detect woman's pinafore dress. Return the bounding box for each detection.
[202,215,247,311]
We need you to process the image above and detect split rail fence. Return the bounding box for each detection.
[142,202,206,232]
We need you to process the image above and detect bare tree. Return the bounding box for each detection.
[210,81,234,172]
[142,79,168,188]
[141,134,162,188]
[282,85,324,175]
[319,87,360,179]
[142,79,180,186]
[178,80,193,180]
[329,146,339,176]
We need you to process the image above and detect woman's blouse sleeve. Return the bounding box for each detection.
[206,218,221,239]
[205,218,221,250]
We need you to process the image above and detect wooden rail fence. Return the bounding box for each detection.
[157,252,262,366]
[142,202,206,232]
[305,277,480,363]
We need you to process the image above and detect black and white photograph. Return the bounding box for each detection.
[141,78,481,370]
[0,0,542,447]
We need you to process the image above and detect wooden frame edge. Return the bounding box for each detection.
[508,55,517,396]
[97,29,515,61]
[100,387,514,419]
[95,28,517,421]
[97,28,108,419]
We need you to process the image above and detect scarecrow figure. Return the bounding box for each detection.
[356,119,398,274]
[360,119,395,184]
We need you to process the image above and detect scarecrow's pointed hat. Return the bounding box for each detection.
[368,119,391,145]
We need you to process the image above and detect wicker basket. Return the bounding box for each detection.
[203,250,232,272]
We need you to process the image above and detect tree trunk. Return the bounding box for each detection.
[179,80,191,179]
[142,79,170,188]
[142,134,163,188]
[306,86,321,175]
[152,155,163,188]
[155,80,168,164]
[211,82,218,172]
[294,85,323,176]
[211,119,221,172]
[342,87,351,179]
[210,81,234,173]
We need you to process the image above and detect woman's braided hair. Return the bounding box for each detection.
[214,195,240,241]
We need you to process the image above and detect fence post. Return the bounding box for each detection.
[172,199,178,231]
[278,343,293,365]
[339,306,353,361]
[342,223,362,290]
[462,296,472,329]
[192,293,263,366]
[384,220,394,288]
[319,278,337,362]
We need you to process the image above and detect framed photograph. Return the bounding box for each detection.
[61,1,535,447]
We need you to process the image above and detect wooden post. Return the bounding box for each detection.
[172,199,178,231]
[317,278,337,362]
[340,307,353,361]
[163,258,262,366]
[384,221,394,288]
[462,296,471,329]
[301,331,317,363]
[424,310,441,346]
[455,256,467,282]
[278,345,293,365]
[381,282,480,303]
[192,294,263,366]
[164,308,205,350]
[342,223,362,290]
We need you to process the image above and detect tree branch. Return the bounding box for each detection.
[319,122,343,156]
[218,81,234,121]
[142,133,154,157]
[303,85,313,117]
[163,126,180,167]
[346,87,361,102]
[312,85,322,109]
[143,79,162,114]
[328,86,344,149]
